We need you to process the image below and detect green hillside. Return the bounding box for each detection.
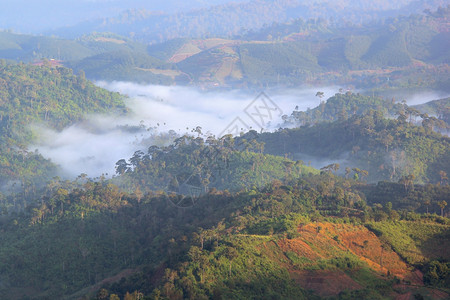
[175,8,450,89]
[0,7,448,89]
[0,90,448,299]
[0,61,126,197]
[0,3,448,300]
[413,98,450,125]
[113,134,318,196]
[0,166,448,299]
[261,102,450,183]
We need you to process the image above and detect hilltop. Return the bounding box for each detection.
[0,61,126,198]
[0,6,448,90]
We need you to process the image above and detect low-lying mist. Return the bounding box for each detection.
[31,82,445,179]
[32,83,339,178]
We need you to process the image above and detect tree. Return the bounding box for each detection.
[115,159,130,175]
[315,91,325,103]
[224,246,238,277]
[320,163,340,174]
[345,167,351,179]
[399,174,415,192]
[96,288,109,300]
[438,200,447,217]
[439,171,448,185]
[424,199,431,214]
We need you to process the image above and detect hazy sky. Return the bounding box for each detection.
[0,0,244,33]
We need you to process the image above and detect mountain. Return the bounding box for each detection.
[261,101,450,183]
[0,68,448,299]
[0,7,448,90]
[47,0,449,42]
[0,0,244,34]
[0,61,126,199]
[173,8,450,89]
[0,2,448,299]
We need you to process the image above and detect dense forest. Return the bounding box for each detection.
[0,90,448,298]
[47,0,449,43]
[0,2,448,300]
[261,92,450,183]
[0,160,448,299]
[0,58,446,300]
[0,61,126,210]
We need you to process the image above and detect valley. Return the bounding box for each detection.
[0,1,448,300]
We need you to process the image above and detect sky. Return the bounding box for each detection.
[0,0,243,33]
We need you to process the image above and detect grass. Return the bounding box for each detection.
[366,220,450,265]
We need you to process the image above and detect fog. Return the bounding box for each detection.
[32,83,339,178]
[32,82,447,179]
[375,89,450,106]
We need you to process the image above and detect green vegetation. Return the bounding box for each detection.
[114,133,318,195]
[262,97,450,183]
[0,62,447,299]
[175,7,450,89]
[413,98,450,126]
[0,4,448,300]
[0,61,126,203]
[1,165,448,299]
[1,7,449,89]
[366,221,450,265]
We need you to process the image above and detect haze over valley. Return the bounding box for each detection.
[0,1,448,300]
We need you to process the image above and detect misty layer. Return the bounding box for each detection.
[31,82,445,179]
[32,83,338,178]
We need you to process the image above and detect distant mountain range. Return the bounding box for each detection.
[45,0,448,42]
[0,3,448,91]
[0,0,240,34]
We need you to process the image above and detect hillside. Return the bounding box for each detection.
[112,134,319,196]
[0,7,448,89]
[0,2,448,299]
[413,98,450,125]
[47,0,449,42]
[0,82,448,298]
[259,102,450,183]
[0,170,448,299]
[174,8,450,89]
[0,61,126,200]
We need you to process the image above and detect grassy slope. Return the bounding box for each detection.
[366,221,450,265]
[149,219,450,299]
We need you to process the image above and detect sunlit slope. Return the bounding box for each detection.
[145,220,449,299]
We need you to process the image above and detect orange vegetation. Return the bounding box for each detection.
[273,222,427,297]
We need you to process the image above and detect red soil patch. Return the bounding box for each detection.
[275,222,425,297]
[337,225,411,279]
[278,238,322,261]
[301,223,416,280]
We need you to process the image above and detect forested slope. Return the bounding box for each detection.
[257,92,450,183]
[0,168,448,299]
[0,61,126,198]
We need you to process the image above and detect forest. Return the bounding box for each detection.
[0,2,448,300]
[0,65,448,298]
